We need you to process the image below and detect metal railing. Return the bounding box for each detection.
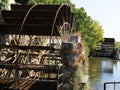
[104,82,120,90]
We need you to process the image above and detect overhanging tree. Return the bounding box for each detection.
[75,7,104,53]
[0,0,9,9]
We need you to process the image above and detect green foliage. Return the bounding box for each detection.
[0,0,9,9]
[0,0,9,23]
[28,0,53,4]
[28,0,74,6]
[115,42,120,48]
[74,7,104,54]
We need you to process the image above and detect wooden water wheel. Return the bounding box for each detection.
[0,4,74,90]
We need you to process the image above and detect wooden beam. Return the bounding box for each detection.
[3,17,53,24]
[0,63,62,73]
[0,45,57,51]
[11,4,61,11]
[1,10,57,18]
[0,24,59,36]
[1,10,66,26]
[0,79,58,90]
[43,54,61,57]
[2,5,72,25]
[3,17,62,26]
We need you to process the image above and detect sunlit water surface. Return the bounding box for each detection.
[89,57,120,90]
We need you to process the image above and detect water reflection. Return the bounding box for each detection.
[89,57,120,90]
[101,60,113,73]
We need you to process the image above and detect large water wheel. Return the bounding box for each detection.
[0,4,74,90]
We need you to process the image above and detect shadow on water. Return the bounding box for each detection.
[89,57,120,90]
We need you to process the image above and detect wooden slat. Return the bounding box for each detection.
[3,17,53,24]
[0,45,57,51]
[3,17,62,25]
[46,58,61,61]
[0,63,62,73]
[0,79,58,90]
[43,54,61,57]
[2,7,71,23]
[0,24,59,36]
[11,4,61,11]
[1,10,65,25]
[0,79,14,84]
[70,13,74,28]
[1,10,58,18]
[10,4,71,20]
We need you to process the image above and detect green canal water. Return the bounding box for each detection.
[89,57,120,90]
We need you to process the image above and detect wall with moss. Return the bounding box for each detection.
[61,41,89,90]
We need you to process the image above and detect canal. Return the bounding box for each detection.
[89,57,120,90]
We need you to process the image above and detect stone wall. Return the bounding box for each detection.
[61,34,89,90]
